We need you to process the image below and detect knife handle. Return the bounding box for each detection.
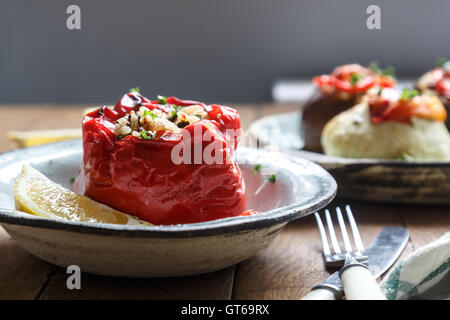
[339,260,386,300]
[301,286,343,300]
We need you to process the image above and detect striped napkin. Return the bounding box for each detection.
[381,232,450,300]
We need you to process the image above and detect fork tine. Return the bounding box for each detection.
[345,205,365,251]
[324,209,341,254]
[336,207,353,253]
[314,212,331,256]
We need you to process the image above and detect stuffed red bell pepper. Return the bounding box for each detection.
[73,90,246,225]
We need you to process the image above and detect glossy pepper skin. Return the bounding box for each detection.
[74,92,246,225]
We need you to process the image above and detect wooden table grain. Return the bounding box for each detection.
[0,103,449,300]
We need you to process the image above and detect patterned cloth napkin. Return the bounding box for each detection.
[381,232,450,300]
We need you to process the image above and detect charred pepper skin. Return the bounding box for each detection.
[74,93,246,225]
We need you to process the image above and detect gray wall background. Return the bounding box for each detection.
[1,0,449,104]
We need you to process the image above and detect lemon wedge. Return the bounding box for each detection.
[14,165,150,226]
[7,129,82,148]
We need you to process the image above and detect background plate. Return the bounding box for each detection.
[249,111,450,204]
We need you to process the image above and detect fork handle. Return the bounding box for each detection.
[340,261,386,300]
[301,286,342,300]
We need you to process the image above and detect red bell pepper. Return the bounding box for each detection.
[74,92,246,225]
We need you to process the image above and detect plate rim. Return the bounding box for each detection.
[0,140,337,238]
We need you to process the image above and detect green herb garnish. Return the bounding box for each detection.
[143,110,157,119]
[157,95,167,104]
[252,164,262,175]
[368,61,396,79]
[70,177,75,183]
[170,105,181,119]
[140,131,149,139]
[266,174,276,183]
[350,73,360,86]
[129,87,140,93]
[368,61,380,73]
[377,87,383,96]
[400,88,419,100]
[436,57,448,68]
[140,130,157,140]
[382,66,396,79]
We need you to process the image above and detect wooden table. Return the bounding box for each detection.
[0,103,449,300]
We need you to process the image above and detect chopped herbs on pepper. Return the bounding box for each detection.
[252,164,262,175]
[129,87,140,93]
[400,88,419,100]
[143,110,157,119]
[266,174,276,183]
[350,73,360,86]
[157,95,167,104]
[368,61,396,79]
[140,130,157,140]
[170,105,181,119]
[382,66,396,79]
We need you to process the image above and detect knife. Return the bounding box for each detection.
[301,226,409,300]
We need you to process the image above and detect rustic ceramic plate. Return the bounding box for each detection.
[0,139,336,277]
[249,111,450,204]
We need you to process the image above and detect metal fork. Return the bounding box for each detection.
[314,205,368,267]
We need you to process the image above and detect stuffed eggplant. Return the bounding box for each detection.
[321,88,450,161]
[302,63,396,152]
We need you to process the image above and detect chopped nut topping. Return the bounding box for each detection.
[116,124,131,136]
[113,102,207,140]
[176,111,201,126]
[129,111,140,131]
[179,105,207,118]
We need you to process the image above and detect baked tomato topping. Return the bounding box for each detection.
[369,89,447,124]
[313,64,396,94]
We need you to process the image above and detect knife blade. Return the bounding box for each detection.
[308,226,409,299]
